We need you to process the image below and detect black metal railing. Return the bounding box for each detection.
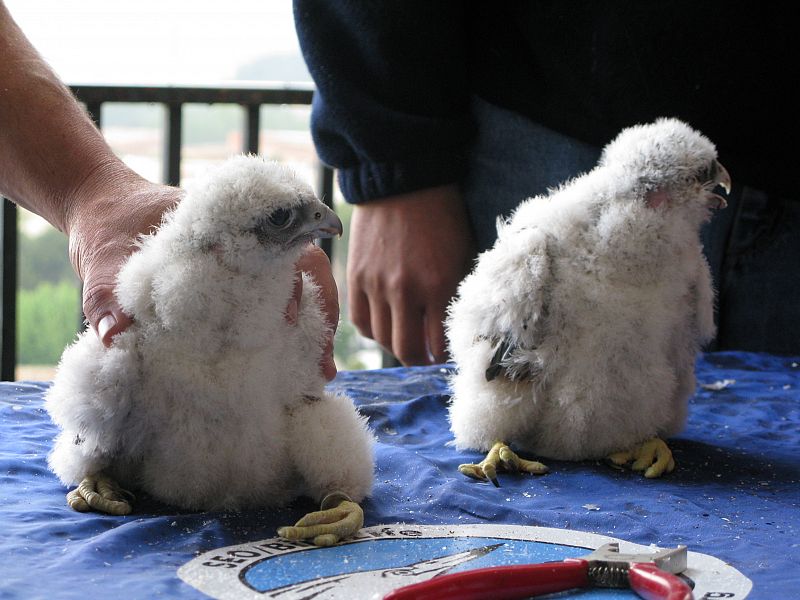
[0,82,335,380]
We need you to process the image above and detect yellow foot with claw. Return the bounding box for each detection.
[608,437,675,478]
[459,441,548,487]
[66,474,134,515]
[278,492,364,547]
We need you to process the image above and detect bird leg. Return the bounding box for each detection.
[66,473,134,515]
[459,441,548,487]
[607,437,675,478]
[278,491,364,547]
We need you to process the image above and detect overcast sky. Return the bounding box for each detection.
[6,0,302,84]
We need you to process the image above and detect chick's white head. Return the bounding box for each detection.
[599,117,731,216]
[169,155,342,269]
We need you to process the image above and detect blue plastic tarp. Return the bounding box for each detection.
[1,352,797,598]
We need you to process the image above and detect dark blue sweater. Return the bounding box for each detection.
[294,1,794,203]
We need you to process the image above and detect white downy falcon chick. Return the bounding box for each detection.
[46,155,374,546]
[446,118,730,484]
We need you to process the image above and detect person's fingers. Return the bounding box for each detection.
[285,274,302,325]
[296,245,338,327]
[391,303,430,366]
[84,283,132,348]
[346,249,373,341]
[295,244,339,381]
[348,287,374,340]
[96,310,133,347]
[320,338,337,381]
[425,305,449,364]
[77,246,132,347]
[368,299,393,357]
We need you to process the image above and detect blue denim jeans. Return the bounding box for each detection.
[461,98,799,354]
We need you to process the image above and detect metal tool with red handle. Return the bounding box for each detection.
[384,542,692,600]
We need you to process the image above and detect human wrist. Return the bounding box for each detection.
[61,156,145,237]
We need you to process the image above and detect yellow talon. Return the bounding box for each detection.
[278,497,364,547]
[312,534,339,547]
[459,441,548,487]
[67,474,134,515]
[608,438,675,479]
[66,489,91,512]
[458,463,491,483]
[498,444,549,475]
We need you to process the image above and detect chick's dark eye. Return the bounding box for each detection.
[698,161,717,183]
[267,208,292,228]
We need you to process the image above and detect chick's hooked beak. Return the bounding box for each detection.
[706,160,731,209]
[294,203,343,243]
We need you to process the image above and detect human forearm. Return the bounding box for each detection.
[0,1,140,233]
[0,2,181,347]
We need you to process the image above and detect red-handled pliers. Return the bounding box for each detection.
[384,542,692,600]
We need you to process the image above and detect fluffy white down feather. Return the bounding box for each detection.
[46,155,374,510]
[447,118,724,461]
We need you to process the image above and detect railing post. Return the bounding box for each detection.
[1,199,17,381]
[164,103,183,186]
[85,101,102,128]
[245,104,260,154]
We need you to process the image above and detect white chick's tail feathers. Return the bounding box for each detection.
[45,329,140,485]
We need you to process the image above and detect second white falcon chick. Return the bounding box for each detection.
[46,155,374,546]
[446,118,730,484]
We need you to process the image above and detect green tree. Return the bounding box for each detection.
[334,320,367,371]
[18,227,77,290]
[17,281,81,365]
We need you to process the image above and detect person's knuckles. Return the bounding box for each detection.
[384,270,419,296]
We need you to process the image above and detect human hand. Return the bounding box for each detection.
[66,172,183,346]
[347,185,476,365]
[291,244,340,381]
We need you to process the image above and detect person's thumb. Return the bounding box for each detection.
[81,267,132,347]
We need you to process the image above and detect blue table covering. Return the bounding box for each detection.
[1,352,797,599]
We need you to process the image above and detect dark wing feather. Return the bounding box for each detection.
[485,340,514,382]
[485,245,553,381]
[485,338,544,383]
[477,229,555,384]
